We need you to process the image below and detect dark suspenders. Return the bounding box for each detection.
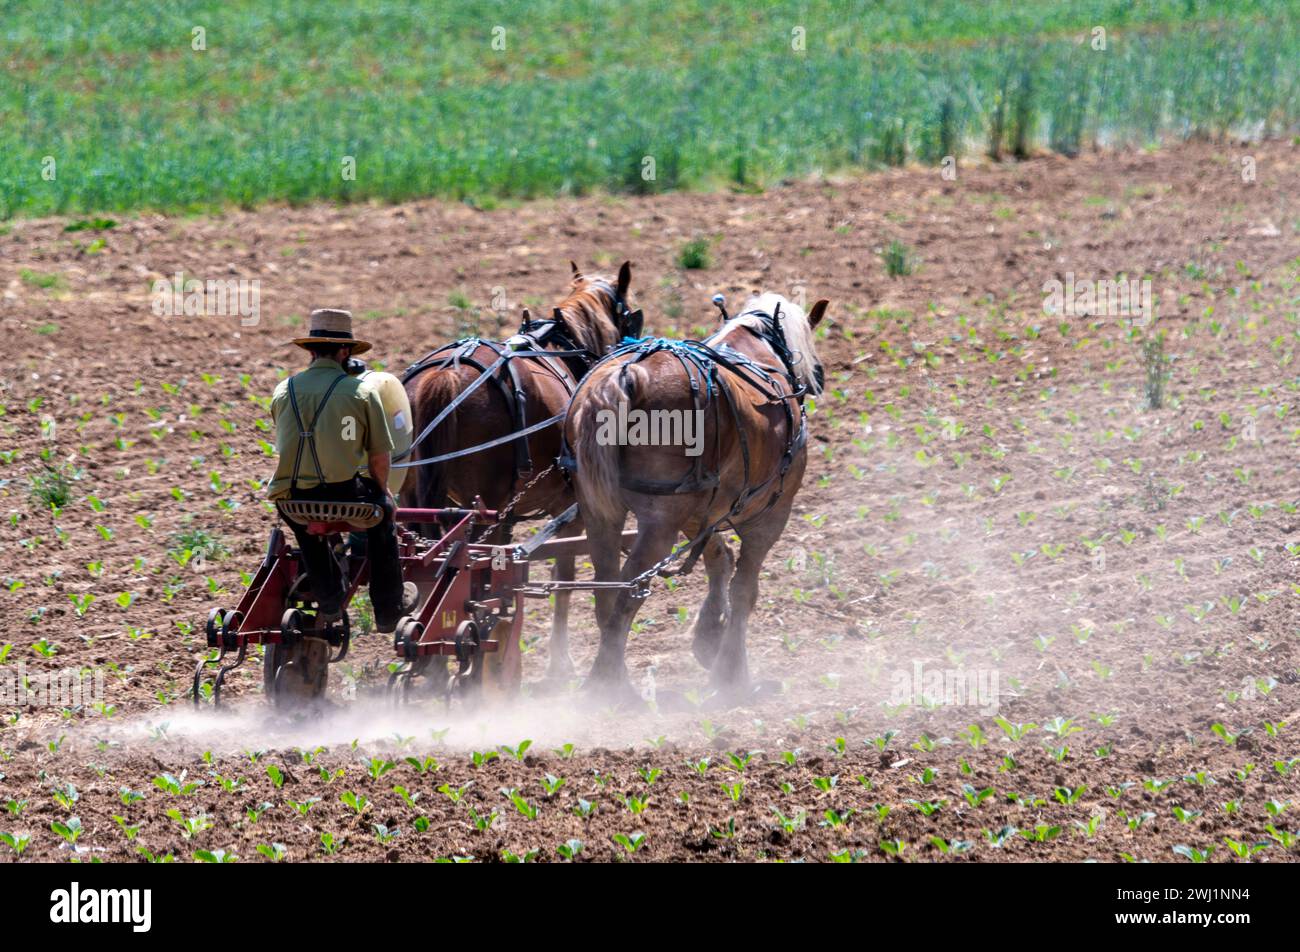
[285,372,349,490]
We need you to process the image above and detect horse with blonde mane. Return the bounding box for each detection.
[562,292,828,702]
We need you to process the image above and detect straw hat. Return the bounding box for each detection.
[290,308,372,355]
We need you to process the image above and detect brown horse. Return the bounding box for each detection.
[564,292,827,703]
[400,262,638,681]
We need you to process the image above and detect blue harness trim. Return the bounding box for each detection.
[559,317,810,518]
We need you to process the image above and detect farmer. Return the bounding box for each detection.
[266,308,414,633]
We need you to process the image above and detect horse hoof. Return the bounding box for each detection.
[545,661,576,682]
[531,675,576,698]
[582,676,643,710]
[654,688,693,713]
[702,678,779,711]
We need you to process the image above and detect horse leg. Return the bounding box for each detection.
[585,515,679,703]
[583,515,629,690]
[691,534,734,669]
[546,552,577,681]
[710,500,795,700]
[545,511,586,682]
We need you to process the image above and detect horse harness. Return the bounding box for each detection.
[396,280,641,481]
[397,317,594,483]
[559,304,812,545]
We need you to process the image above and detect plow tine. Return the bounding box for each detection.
[211,643,248,707]
[387,663,419,705]
[192,643,227,708]
[192,656,212,708]
[193,608,226,707]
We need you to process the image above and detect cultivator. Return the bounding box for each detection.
[193,505,534,708]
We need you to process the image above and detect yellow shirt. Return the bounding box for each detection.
[353,370,414,494]
[266,358,395,499]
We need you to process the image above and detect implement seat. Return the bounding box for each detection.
[277,500,385,536]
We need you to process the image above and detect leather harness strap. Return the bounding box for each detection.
[285,371,349,491]
[559,308,812,531]
[396,327,592,486]
[616,342,720,495]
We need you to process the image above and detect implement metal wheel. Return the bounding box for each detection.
[446,620,484,707]
[396,656,452,703]
[443,617,518,706]
[478,616,521,702]
[387,616,451,703]
[266,608,337,707]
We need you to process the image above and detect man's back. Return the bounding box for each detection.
[267,357,394,499]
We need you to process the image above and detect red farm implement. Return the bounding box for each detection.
[193,505,575,708]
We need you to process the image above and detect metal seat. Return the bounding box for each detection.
[277,500,384,532]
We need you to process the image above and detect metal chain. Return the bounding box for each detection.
[472,462,558,543]
[520,532,699,598]
[624,543,692,595]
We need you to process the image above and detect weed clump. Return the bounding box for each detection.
[882,241,917,278]
[677,238,712,270]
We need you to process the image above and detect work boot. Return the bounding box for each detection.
[374,584,418,635]
[401,582,419,614]
[316,599,343,624]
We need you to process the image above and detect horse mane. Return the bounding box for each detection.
[720,292,823,394]
[552,275,624,355]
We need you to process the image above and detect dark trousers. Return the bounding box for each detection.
[280,476,403,627]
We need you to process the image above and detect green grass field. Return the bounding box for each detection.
[3,0,1297,217]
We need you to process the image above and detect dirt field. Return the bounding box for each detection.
[1,140,1298,863]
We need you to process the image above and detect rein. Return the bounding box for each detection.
[395,339,588,468]
[396,283,634,473]
[394,411,566,468]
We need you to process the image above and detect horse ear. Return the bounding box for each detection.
[521,307,531,324]
[553,307,565,322]
[570,260,582,279]
[807,299,829,329]
[617,260,632,298]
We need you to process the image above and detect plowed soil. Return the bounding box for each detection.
[1,140,1298,863]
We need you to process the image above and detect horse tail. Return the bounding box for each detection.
[408,368,463,523]
[572,360,644,523]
